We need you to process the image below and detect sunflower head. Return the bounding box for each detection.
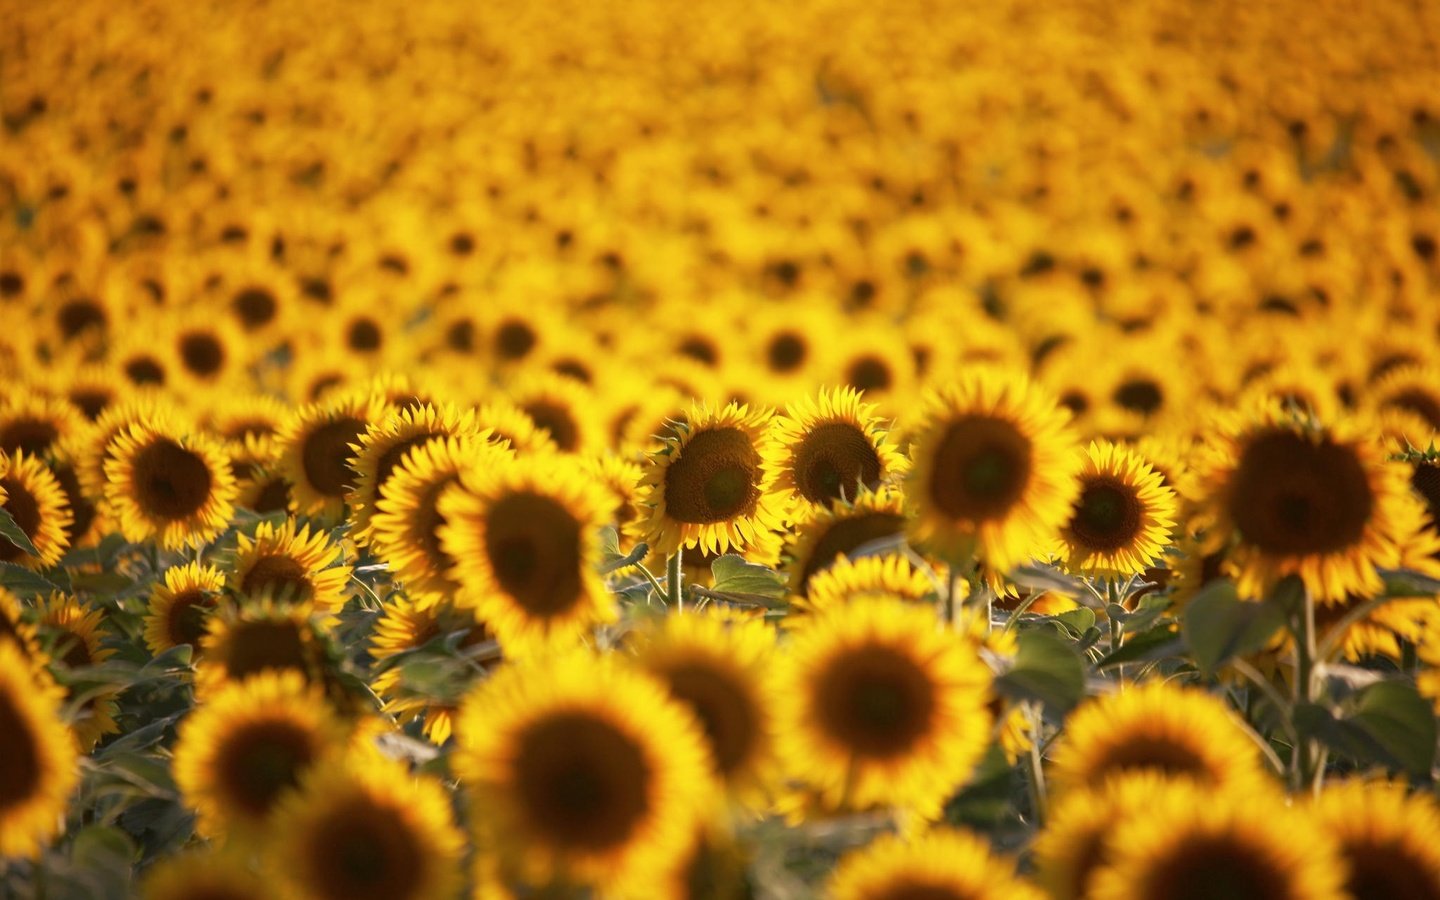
[103,423,237,550]
[1058,440,1178,578]
[773,387,906,514]
[905,370,1081,573]
[636,401,788,558]
[173,669,351,840]
[274,391,390,519]
[438,453,612,654]
[0,450,73,568]
[144,561,227,656]
[141,850,270,900]
[775,595,993,816]
[454,651,718,894]
[0,639,78,859]
[228,518,351,613]
[828,827,1045,900]
[1309,778,1440,900]
[783,486,909,597]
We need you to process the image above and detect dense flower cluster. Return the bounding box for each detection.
[4,0,1440,897]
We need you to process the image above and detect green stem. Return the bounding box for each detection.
[667,549,683,611]
[1292,586,1318,791]
[1024,703,1048,826]
[633,563,667,602]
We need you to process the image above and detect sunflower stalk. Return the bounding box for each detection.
[1291,584,1320,791]
[1023,702,1048,827]
[666,548,683,610]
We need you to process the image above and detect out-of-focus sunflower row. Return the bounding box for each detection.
[4,0,1440,897]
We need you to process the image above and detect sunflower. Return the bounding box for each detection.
[141,850,270,900]
[1197,402,1419,602]
[0,640,77,859]
[1310,779,1440,900]
[274,391,390,519]
[370,436,506,599]
[1088,780,1344,900]
[508,372,605,455]
[347,402,485,543]
[112,335,176,390]
[828,828,1044,900]
[636,401,787,557]
[144,561,227,656]
[0,392,86,458]
[58,363,126,422]
[1372,363,1440,437]
[36,591,120,749]
[195,601,327,698]
[174,670,350,840]
[582,452,646,573]
[45,449,101,549]
[370,595,500,744]
[207,393,291,445]
[905,370,1081,572]
[266,758,464,900]
[627,609,780,806]
[69,391,188,501]
[774,595,992,817]
[1047,681,1270,795]
[772,387,906,515]
[1058,441,1178,578]
[229,518,351,612]
[798,553,939,613]
[0,450,72,568]
[438,453,612,653]
[0,586,42,662]
[783,487,909,596]
[168,312,249,390]
[103,422,236,550]
[476,398,560,456]
[1033,773,1177,900]
[453,651,717,894]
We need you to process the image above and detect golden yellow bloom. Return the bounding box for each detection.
[229,518,351,612]
[0,450,72,568]
[772,387,906,515]
[274,391,389,519]
[173,670,349,840]
[141,850,269,900]
[784,487,908,597]
[828,828,1044,900]
[144,561,227,656]
[775,595,992,817]
[1048,681,1270,795]
[104,422,236,550]
[905,370,1081,572]
[266,757,465,900]
[637,401,788,557]
[438,453,612,653]
[1058,440,1178,577]
[36,592,118,751]
[0,640,77,859]
[1310,778,1440,900]
[799,553,939,613]
[1033,773,1177,900]
[454,651,717,894]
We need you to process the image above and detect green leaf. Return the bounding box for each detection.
[1350,682,1437,775]
[0,505,39,557]
[1108,593,1172,630]
[995,629,1087,716]
[0,561,70,596]
[709,554,787,599]
[1096,624,1184,668]
[1380,567,1440,596]
[1181,579,1287,675]
[1048,607,1096,639]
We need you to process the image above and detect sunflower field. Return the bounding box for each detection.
[5,0,1440,897]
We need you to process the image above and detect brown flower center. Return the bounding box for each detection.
[927,416,1033,522]
[663,427,761,524]
[514,713,651,852]
[813,643,935,760]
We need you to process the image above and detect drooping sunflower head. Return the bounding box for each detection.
[783,486,909,597]
[773,387,906,514]
[627,608,780,805]
[1058,440,1178,578]
[1088,780,1343,900]
[103,422,237,550]
[1198,402,1419,602]
[1048,681,1270,796]
[828,827,1045,900]
[0,639,78,859]
[905,370,1081,572]
[438,453,612,654]
[0,450,73,568]
[637,401,787,558]
[775,595,993,817]
[144,561,227,657]
[265,757,465,900]
[173,669,350,841]
[347,402,487,543]
[274,390,390,519]
[454,651,718,894]
[228,518,351,613]
[1308,778,1440,900]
